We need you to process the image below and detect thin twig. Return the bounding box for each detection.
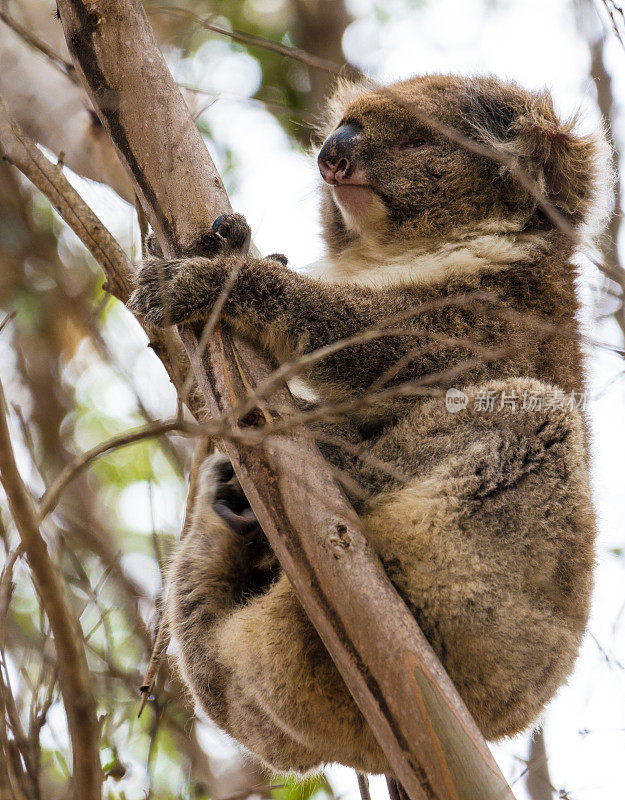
[0,311,16,335]
[149,6,345,74]
[37,419,188,521]
[598,0,625,46]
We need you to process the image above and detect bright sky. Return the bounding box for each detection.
[55,0,625,797]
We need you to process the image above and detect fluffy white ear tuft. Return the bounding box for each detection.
[467,84,615,243]
[313,75,374,143]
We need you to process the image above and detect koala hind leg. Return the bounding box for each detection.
[362,385,595,740]
[165,454,278,726]
[167,454,386,774]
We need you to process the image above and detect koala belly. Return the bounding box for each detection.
[363,377,596,739]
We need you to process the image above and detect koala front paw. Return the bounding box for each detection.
[128,214,252,328]
[127,260,185,328]
[191,213,251,259]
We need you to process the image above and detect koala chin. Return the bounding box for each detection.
[129,74,611,775]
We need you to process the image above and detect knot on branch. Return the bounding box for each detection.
[329,522,353,556]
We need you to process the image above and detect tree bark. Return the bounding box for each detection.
[577,0,625,336]
[50,1,515,798]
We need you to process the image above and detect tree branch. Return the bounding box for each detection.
[525,728,554,800]
[47,0,514,797]
[0,377,102,800]
[0,95,204,418]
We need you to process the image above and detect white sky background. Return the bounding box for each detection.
[54,0,625,797]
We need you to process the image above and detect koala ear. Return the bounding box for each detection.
[313,74,374,145]
[467,83,613,237]
[512,94,612,232]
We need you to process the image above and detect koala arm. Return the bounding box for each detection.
[131,254,379,341]
[128,252,480,394]
[128,215,496,392]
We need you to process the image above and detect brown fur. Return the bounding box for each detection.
[128,74,610,774]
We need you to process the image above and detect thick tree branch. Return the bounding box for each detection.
[47,0,515,797]
[0,377,102,800]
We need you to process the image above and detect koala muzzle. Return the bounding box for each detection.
[318,123,363,185]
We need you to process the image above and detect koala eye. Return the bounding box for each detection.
[395,139,428,152]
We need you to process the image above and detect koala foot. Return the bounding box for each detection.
[198,454,279,582]
[128,213,252,327]
[198,454,259,536]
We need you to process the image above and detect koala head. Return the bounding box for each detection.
[316,74,611,258]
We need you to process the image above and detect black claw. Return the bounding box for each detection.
[211,215,230,238]
[214,482,247,513]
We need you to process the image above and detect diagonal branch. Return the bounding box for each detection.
[45,0,514,797]
[0,377,102,800]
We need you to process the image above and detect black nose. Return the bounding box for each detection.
[318,122,363,184]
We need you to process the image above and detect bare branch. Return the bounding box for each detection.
[357,773,372,800]
[0,377,102,800]
[598,0,625,47]
[525,728,555,800]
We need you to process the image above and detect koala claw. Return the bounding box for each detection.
[191,213,251,258]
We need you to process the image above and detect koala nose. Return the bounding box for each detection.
[318,123,363,184]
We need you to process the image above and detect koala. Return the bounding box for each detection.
[128,74,610,775]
